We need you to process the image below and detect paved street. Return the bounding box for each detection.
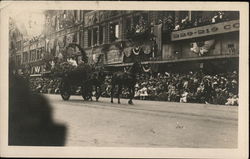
[44,94,238,148]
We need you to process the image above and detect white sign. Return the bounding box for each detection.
[171,20,239,41]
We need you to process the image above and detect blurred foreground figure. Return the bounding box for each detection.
[9,61,66,146]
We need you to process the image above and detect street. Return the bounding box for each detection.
[44,94,238,148]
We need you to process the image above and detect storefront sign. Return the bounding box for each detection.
[34,66,41,73]
[171,20,239,41]
[107,49,123,64]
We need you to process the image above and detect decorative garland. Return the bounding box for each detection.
[132,46,141,55]
[142,65,151,73]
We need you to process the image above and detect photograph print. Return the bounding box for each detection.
[2,1,249,158]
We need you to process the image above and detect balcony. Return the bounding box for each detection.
[126,27,152,41]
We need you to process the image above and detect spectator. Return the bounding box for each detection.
[138,84,148,100]
[180,89,189,103]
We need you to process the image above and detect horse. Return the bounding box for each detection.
[110,61,142,104]
[88,66,108,101]
[85,54,110,101]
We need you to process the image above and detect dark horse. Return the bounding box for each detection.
[110,61,142,104]
[87,54,108,101]
[88,66,107,101]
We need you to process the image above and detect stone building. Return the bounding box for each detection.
[10,10,239,75]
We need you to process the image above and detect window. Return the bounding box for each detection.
[37,50,40,60]
[16,55,21,66]
[99,25,104,44]
[41,47,45,58]
[37,49,42,60]
[88,29,92,47]
[73,33,78,43]
[23,52,28,63]
[110,22,119,42]
[29,52,32,61]
[93,27,98,46]
[17,41,21,51]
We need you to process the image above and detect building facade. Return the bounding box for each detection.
[82,10,239,74]
[9,10,239,75]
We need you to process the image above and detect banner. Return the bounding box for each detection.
[171,20,239,41]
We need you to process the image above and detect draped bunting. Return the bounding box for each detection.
[142,65,151,73]
[132,46,141,55]
[122,43,153,63]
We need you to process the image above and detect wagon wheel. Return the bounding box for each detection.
[60,80,71,101]
[81,85,92,101]
[61,91,71,101]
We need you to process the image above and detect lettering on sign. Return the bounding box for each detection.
[171,20,239,41]
[34,66,41,73]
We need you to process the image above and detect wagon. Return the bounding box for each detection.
[46,43,94,101]
[55,63,93,101]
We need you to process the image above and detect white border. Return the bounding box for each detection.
[0,1,249,158]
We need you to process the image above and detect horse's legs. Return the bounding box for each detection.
[96,85,100,101]
[111,84,114,103]
[90,85,93,101]
[128,86,135,105]
[95,85,98,101]
[117,85,122,104]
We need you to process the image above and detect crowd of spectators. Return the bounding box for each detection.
[161,11,238,32]
[28,70,239,106]
[102,70,239,106]
[29,77,61,94]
